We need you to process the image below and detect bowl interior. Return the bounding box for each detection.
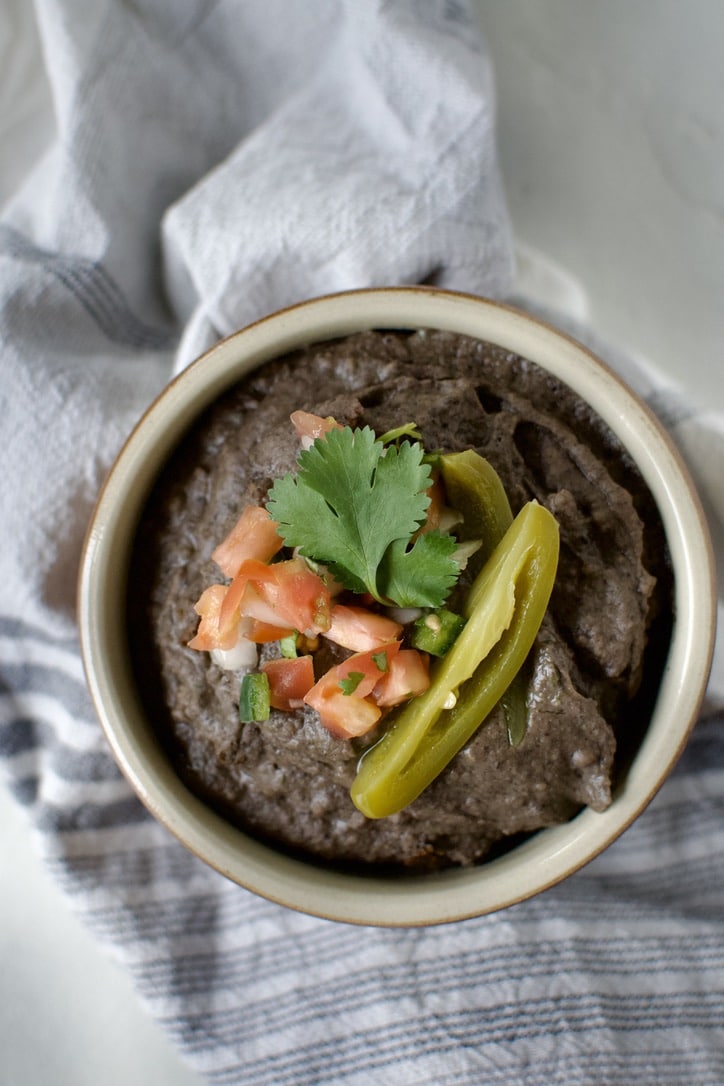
[78,287,716,926]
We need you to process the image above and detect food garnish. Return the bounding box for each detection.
[350,500,560,818]
[211,504,283,577]
[409,608,467,657]
[439,449,529,746]
[239,672,271,724]
[266,425,460,608]
[261,655,315,711]
[188,412,560,815]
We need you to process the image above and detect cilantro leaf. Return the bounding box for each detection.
[267,424,461,608]
[379,531,460,608]
[371,650,390,673]
[339,672,365,695]
[268,427,430,597]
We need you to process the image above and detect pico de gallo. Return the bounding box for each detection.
[188,410,559,816]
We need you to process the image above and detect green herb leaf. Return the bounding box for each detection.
[267,426,456,606]
[371,650,390,673]
[380,531,460,609]
[339,671,365,695]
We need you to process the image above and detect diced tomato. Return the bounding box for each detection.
[324,604,403,652]
[290,410,343,449]
[188,585,239,651]
[420,475,446,534]
[248,619,296,644]
[256,557,332,635]
[373,649,431,707]
[217,558,269,635]
[211,504,283,578]
[234,581,287,629]
[334,641,401,697]
[303,642,401,738]
[317,566,346,598]
[261,655,316,710]
[219,556,332,638]
[413,472,456,538]
[304,676,382,739]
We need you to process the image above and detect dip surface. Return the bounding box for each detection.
[128,330,672,870]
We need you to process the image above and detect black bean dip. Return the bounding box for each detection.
[128,330,672,871]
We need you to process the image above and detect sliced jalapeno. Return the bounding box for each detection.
[350,500,559,818]
[439,450,513,568]
[239,672,271,723]
[440,450,529,746]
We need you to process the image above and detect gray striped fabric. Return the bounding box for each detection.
[1,2,723,1084]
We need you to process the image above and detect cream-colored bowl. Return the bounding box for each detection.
[78,287,716,926]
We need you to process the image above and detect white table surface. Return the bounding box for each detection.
[1,2,723,1083]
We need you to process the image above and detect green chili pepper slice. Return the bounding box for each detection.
[409,608,467,657]
[239,672,271,723]
[279,632,299,658]
[440,449,529,746]
[439,450,513,568]
[500,671,529,747]
[350,500,559,818]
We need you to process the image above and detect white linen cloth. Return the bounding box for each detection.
[1,2,723,1084]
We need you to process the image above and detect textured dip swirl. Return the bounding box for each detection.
[128,330,673,870]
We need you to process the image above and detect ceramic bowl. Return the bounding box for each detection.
[78,287,716,926]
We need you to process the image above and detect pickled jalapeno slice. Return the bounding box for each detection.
[350,500,560,819]
[441,449,530,746]
[439,450,513,568]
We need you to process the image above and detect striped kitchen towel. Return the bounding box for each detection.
[1,2,723,1084]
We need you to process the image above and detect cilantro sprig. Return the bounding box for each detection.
[266,425,459,608]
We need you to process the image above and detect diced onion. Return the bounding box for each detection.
[211,637,258,672]
[386,606,424,625]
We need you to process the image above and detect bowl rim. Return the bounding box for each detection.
[78,286,717,926]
